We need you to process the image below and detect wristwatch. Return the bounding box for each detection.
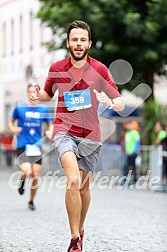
[108,99,114,109]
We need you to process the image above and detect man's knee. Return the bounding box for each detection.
[67,175,80,190]
[20,163,32,176]
[31,164,41,177]
[31,173,40,178]
[80,188,90,199]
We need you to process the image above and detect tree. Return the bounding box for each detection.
[37,0,167,98]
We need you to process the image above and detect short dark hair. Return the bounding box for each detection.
[27,83,40,91]
[67,20,91,41]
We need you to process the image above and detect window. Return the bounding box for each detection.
[20,15,23,53]
[2,22,6,57]
[11,19,14,55]
[30,11,33,50]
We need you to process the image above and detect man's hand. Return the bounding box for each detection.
[93,89,111,108]
[93,89,124,111]
[29,86,41,105]
[45,124,54,140]
[11,127,22,136]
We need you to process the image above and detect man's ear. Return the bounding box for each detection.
[88,41,92,49]
[66,40,69,48]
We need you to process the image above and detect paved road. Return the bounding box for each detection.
[0,166,167,252]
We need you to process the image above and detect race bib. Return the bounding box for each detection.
[25,145,41,156]
[63,89,92,111]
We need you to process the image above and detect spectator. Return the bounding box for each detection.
[0,130,14,166]
[123,121,140,184]
[160,124,167,185]
[154,121,166,145]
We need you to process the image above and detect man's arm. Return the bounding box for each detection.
[108,96,124,111]
[93,89,124,111]
[29,86,52,104]
[39,89,52,102]
[8,118,22,135]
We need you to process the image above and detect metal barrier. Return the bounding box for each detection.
[5,141,166,192]
[96,144,124,176]
[42,143,163,176]
[138,145,167,191]
[137,145,162,177]
[96,144,167,191]
[96,144,160,177]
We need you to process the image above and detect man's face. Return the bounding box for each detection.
[67,28,91,61]
[154,122,161,132]
[27,86,37,105]
[27,86,36,96]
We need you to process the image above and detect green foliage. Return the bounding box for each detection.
[37,0,167,96]
[143,100,167,144]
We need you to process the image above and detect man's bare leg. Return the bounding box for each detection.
[20,162,32,179]
[79,170,92,231]
[29,163,41,202]
[18,163,32,195]
[61,151,81,235]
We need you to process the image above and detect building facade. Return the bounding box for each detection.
[0,0,65,131]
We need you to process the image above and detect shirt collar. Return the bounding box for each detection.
[65,55,91,70]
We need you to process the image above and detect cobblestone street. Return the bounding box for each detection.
[0,166,167,252]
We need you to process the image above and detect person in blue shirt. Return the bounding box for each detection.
[8,84,53,210]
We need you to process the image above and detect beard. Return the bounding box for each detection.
[69,47,89,61]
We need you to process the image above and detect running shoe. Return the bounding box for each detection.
[18,179,25,195]
[28,201,36,211]
[67,237,81,252]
